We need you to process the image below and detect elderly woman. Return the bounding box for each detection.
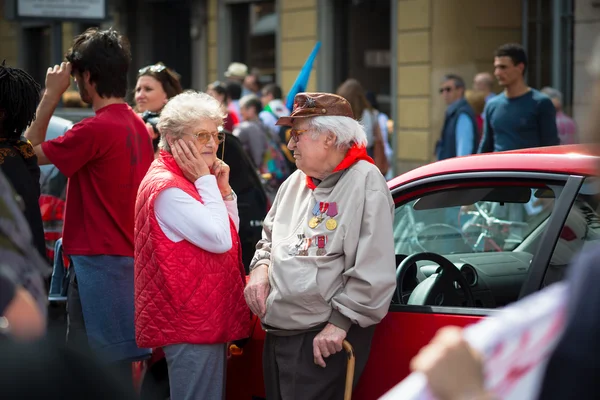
[244,92,396,399]
[134,91,250,400]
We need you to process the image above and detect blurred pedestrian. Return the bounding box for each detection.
[479,44,559,153]
[465,89,486,139]
[207,80,239,131]
[436,74,478,160]
[0,62,46,261]
[25,28,154,374]
[473,72,497,105]
[337,79,389,175]
[134,62,183,157]
[541,86,578,145]
[134,91,251,400]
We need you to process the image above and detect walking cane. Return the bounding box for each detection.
[342,340,355,400]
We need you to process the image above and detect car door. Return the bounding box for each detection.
[352,172,583,400]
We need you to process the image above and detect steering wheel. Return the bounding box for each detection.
[396,252,475,307]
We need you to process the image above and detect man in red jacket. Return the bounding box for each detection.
[25,28,154,372]
[134,91,250,400]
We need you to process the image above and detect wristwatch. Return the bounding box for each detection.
[222,190,237,201]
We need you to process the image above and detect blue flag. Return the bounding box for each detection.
[286,41,322,111]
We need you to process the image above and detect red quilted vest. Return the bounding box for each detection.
[134,152,251,348]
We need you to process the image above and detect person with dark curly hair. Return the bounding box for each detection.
[0,61,46,261]
[24,28,153,376]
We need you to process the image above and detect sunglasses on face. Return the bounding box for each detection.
[139,64,167,75]
[183,130,225,145]
[290,128,308,142]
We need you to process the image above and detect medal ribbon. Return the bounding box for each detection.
[319,202,329,216]
[312,202,320,217]
[317,235,326,249]
[327,202,338,218]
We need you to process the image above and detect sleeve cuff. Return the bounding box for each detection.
[328,309,353,332]
[250,259,270,272]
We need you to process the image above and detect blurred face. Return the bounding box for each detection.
[135,76,168,113]
[473,73,492,93]
[73,71,92,104]
[287,120,328,177]
[169,119,222,165]
[207,88,226,105]
[244,75,259,93]
[241,104,256,121]
[261,91,274,107]
[494,56,524,88]
[439,79,463,105]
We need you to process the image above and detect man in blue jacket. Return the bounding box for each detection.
[436,74,478,160]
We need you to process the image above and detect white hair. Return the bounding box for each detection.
[306,116,368,149]
[157,90,226,152]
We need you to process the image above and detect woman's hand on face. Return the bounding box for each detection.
[211,159,231,195]
[172,140,210,182]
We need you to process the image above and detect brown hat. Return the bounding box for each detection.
[276,92,355,126]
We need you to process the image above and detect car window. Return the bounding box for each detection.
[394,185,557,256]
[393,182,563,310]
[545,177,600,286]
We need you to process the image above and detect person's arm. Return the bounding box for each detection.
[478,104,494,153]
[25,62,72,165]
[329,187,397,331]
[455,113,476,157]
[538,98,560,147]
[154,175,234,253]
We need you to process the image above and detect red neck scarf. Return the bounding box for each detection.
[305,144,375,190]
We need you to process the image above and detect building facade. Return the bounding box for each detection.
[1,0,598,174]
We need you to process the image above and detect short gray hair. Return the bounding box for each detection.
[541,86,563,103]
[157,90,226,152]
[305,116,368,149]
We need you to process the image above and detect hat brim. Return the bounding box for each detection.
[276,115,315,126]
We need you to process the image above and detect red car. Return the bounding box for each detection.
[140,144,600,399]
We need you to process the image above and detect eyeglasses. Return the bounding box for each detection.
[183,131,225,144]
[439,87,454,94]
[290,128,308,142]
[139,64,166,75]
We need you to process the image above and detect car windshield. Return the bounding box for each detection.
[393,184,559,256]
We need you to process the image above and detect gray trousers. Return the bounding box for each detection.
[163,343,226,400]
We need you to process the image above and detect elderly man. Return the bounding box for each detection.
[244,92,396,399]
[134,91,250,400]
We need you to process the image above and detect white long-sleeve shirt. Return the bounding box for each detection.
[154,175,239,254]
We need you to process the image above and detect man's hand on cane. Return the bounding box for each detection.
[313,323,347,368]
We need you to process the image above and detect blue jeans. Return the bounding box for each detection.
[68,255,151,363]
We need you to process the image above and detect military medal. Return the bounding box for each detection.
[299,237,312,256]
[325,202,338,231]
[316,235,327,256]
[288,234,305,256]
[309,202,321,228]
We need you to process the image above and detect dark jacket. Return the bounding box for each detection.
[436,98,478,160]
[218,132,268,272]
